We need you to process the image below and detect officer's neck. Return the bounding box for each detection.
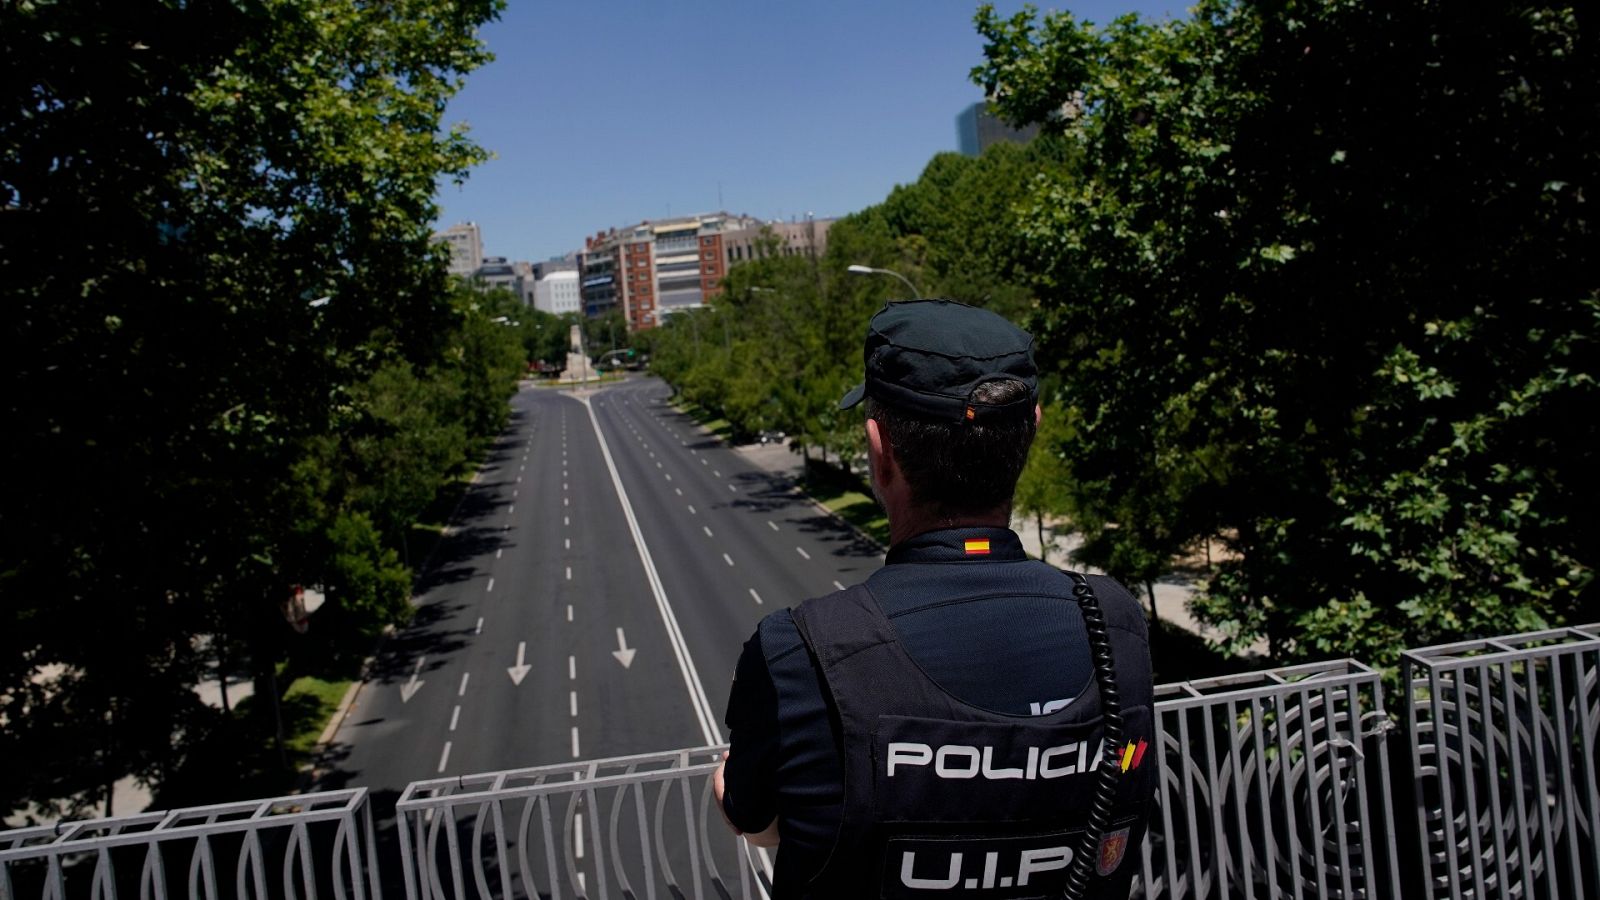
[887,503,1011,548]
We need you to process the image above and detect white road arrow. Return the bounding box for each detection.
[507,641,531,686]
[611,628,636,669]
[400,657,425,703]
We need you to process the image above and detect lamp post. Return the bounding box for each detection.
[846,264,921,299]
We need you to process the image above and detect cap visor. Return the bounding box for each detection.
[838,382,866,410]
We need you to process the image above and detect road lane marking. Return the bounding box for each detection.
[564,497,569,507]
[486,577,495,592]
[569,656,576,680]
[570,691,578,717]
[655,461,662,469]
[437,741,452,773]
[563,482,568,491]
[723,553,734,567]
[675,487,683,496]
[713,469,721,477]
[795,546,810,560]
[701,458,707,465]
[567,604,573,622]
[575,814,585,859]
[509,505,515,515]
[703,526,713,538]
[475,617,483,634]
[564,515,569,526]
[768,521,779,531]
[687,505,696,514]
[512,488,518,498]
[450,705,461,731]
[728,484,737,492]
[458,672,470,696]
[750,588,763,605]
[565,538,570,549]
[582,399,722,745]
[834,580,846,591]
[571,727,580,759]
[496,548,502,559]
[566,566,572,580]
[516,476,521,483]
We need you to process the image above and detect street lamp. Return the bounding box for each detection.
[846,264,921,300]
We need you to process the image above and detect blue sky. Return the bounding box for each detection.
[436,1,1186,261]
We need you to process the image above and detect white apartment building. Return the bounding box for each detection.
[533,269,581,315]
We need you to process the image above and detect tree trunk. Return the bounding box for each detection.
[1036,511,1048,565]
[1145,580,1159,625]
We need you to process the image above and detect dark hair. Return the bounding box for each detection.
[867,379,1037,518]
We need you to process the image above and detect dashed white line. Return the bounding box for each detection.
[565,537,571,549]
[563,482,568,491]
[568,656,576,679]
[495,548,502,559]
[512,488,518,498]
[701,458,708,465]
[713,469,721,477]
[675,487,683,496]
[567,604,573,622]
[486,577,495,592]
[566,566,572,580]
[728,484,737,492]
[564,515,569,526]
[749,588,763,605]
[687,504,696,514]
[449,705,461,731]
[703,526,714,538]
[655,461,662,469]
[509,504,516,514]
[438,741,452,773]
[796,546,811,560]
[665,473,672,481]
[834,580,847,591]
[767,520,779,531]
[723,553,734,567]
[458,673,470,696]
[575,814,586,859]
[475,617,484,634]
[564,497,569,507]
[569,691,578,717]
[571,727,580,758]
[516,475,522,483]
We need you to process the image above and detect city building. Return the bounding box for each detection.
[435,222,483,277]
[720,216,833,266]
[581,213,759,331]
[955,101,1039,157]
[474,257,534,304]
[533,269,581,315]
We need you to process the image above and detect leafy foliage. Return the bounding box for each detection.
[974,0,1597,662]
[0,0,510,817]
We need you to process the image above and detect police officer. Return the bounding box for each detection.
[713,299,1156,899]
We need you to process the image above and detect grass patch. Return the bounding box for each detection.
[671,399,740,443]
[281,675,352,756]
[800,458,890,547]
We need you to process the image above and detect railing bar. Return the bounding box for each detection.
[1505,657,1536,894]
[539,794,563,900]
[1225,698,1255,900]
[678,775,704,900]
[1175,708,1203,893]
[1322,685,1352,900]
[652,772,679,896]
[1155,707,1180,896]
[1345,681,1377,900]
[444,806,469,900]
[1527,658,1560,900]
[1299,689,1329,900]
[1550,653,1584,899]
[631,777,657,900]
[1479,662,1511,900]
[397,801,422,900]
[491,799,514,900]
[1369,681,1401,900]
[585,788,607,900]
[1430,667,1464,900]
[363,802,383,900]
[1274,690,1304,900]
[1579,648,1600,892]
[1249,695,1279,900]
[469,802,494,900]
[1200,701,1227,898]
[1457,669,1487,900]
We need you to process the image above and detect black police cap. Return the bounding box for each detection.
[838,299,1038,423]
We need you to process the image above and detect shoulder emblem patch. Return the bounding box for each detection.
[1096,827,1130,877]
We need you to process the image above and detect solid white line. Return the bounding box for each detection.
[582,399,721,745]
[703,526,714,538]
[486,577,495,592]
[567,604,573,622]
[475,617,484,634]
[723,553,734,567]
[437,741,452,773]
[458,672,470,696]
[834,580,846,591]
[768,521,779,531]
[687,505,696,514]
[796,546,810,560]
[749,588,763,605]
[449,705,461,731]
[570,691,578,717]
[568,656,576,680]
[571,727,580,759]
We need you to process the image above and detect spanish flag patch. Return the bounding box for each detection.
[963,539,991,555]
[1119,738,1148,773]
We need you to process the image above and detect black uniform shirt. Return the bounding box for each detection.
[722,526,1129,885]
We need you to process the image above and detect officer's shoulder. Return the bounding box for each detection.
[754,584,855,662]
[1080,574,1149,642]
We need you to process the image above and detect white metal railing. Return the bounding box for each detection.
[0,789,378,900]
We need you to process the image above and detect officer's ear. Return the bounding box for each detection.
[866,416,894,481]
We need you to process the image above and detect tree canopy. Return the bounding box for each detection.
[1,0,510,818]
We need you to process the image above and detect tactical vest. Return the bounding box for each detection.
[783,577,1154,900]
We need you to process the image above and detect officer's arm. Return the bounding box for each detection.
[719,629,782,844]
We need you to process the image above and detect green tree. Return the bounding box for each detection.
[1,0,501,817]
[974,1,1597,663]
